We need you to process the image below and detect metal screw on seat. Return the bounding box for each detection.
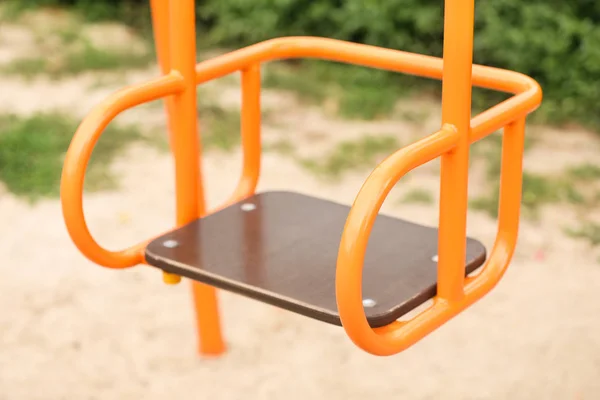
[431,255,439,262]
[241,203,256,212]
[362,298,377,308]
[163,240,179,249]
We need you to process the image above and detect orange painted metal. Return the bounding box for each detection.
[60,0,542,356]
[60,73,184,268]
[436,0,475,302]
[60,41,540,271]
[238,65,262,201]
[150,0,178,286]
[335,118,529,355]
[153,0,226,355]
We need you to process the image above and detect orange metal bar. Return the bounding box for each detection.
[150,0,170,73]
[193,37,536,94]
[233,64,262,202]
[167,0,226,356]
[150,0,177,153]
[465,118,526,297]
[60,60,538,268]
[151,0,221,354]
[204,65,262,215]
[335,118,528,356]
[336,125,459,356]
[188,65,263,357]
[151,0,225,355]
[60,73,184,268]
[150,0,179,285]
[437,0,475,301]
[169,0,200,234]
[192,36,541,138]
[190,281,226,355]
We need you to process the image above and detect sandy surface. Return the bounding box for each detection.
[1,10,600,400]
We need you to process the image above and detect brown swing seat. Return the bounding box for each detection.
[145,191,487,327]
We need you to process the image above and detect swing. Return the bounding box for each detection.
[60,0,542,356]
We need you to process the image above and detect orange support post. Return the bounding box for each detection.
[149,0,176,152]
[437,0,475,301]
[150,0,179,285]
[150,0,226,356]
[237,65,262,201]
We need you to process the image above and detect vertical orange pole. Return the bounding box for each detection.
[150,0,169,72]
[236,64,262,198]
[150,0,178,284]
[168,0,226,355]
[150,0,176,152]
[437,0,475,301]
[496,118,526,254]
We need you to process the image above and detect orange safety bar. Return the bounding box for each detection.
[60,0,542,356]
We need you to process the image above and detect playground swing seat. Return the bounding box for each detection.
[60,0,542,357]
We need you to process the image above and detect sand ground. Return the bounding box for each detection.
[1,11,600,400]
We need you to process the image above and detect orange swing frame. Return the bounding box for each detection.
[60,0,542,356]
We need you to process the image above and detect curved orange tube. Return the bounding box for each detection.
[61,35,541,272]
[216,64,262,211]
[191,35,541,185]
[336,125,459,356]
[335,119,527,356]
[191,35,541,212]
[60,72,185,268]
[193,37,536,95]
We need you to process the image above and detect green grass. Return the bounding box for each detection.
[337,85,398,120]
[263,66,328,105]
[401,188,434,205]
[264,139,296,156]
[567,163,600,182]
[470,131,537,176]
[469,195,498,217]
[470,172,586,219]
[198,100,241,152]
[2,23,154,79]
[0,2,23,21]
[263,61,413,121]
[521,173,584,209]
[2,58,49,80]
[299,135,399,180]
[196,94,282,153]
[0,112,145,201]
[1,0,152,32]
[468,131,574,218]
[397,108,431,125]
[566,223,600,247]
[63,40,153,74]
[334,66,401,120]
[4,41,154,79]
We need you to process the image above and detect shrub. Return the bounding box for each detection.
[199,0,600,129]
[8,0,600,130]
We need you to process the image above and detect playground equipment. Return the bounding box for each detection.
[60,0,542,357]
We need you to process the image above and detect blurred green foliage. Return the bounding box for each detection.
[7,0,149,25]
[0,113,144,201]
[7,0,600,130]
[200,0,600,129]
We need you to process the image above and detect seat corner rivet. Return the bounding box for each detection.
[241,203,256,212]
[363,298,377,308]
[163,239,179,248]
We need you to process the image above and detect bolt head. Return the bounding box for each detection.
[163,239,179,249]
[362,298,377,308]
[241,203,256,212]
